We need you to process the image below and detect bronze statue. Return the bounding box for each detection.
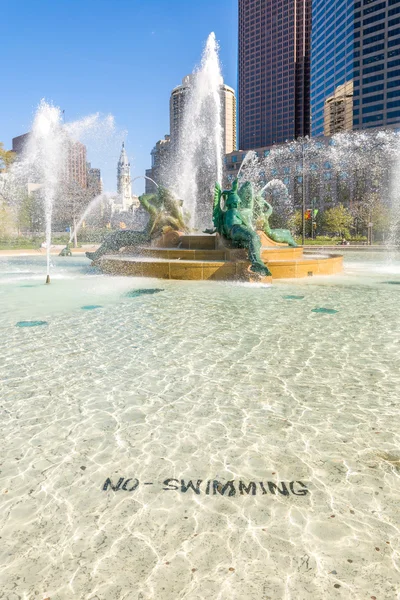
[59,243,72,256]
[255,196,298,247]
[205,179,271,276]
[85,187,189,262]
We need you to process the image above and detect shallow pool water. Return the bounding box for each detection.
[1,253,400,599]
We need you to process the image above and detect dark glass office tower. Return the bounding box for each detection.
[311,0,400,135]
[238,0,312,150]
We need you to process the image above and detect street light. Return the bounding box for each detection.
[311,197,316,240]
[302,140,306,245]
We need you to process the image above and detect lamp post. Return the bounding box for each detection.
[311,197,316,240]
[302,140,306,245]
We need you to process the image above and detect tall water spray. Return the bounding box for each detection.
[389,138,400,253]
[172,32,223,228]
[8,100,116,282]
[24,101,66,282]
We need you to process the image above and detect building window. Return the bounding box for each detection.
[362,114,384,122]
[363,93,384,103]
[363,53,384,65]
[363,103,384,113]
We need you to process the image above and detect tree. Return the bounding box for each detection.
[0,143,16,172]
[288,210,304,236]
[351,195,391,240]
[370,201,391,240]
[51,180,95,246]
[0,200,15,237]
[17,192,43,234]
[322,204,353,238]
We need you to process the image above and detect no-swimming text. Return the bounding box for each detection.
[102,478,309,497]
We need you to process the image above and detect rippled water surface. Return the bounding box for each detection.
[1,253,400,599]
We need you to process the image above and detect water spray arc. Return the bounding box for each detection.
[131,175,159,191]
[68,192,114,245]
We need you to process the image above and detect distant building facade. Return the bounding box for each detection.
[238,0,312,149]
[86,163,103,198]
[170,77,189,146]
[11,132,95,190]
[66,140,87,188]
[170,74,237,153]
[145,135,171,194]
[221,82,237,154]
[224,131,394,216]
[12,133,30,155]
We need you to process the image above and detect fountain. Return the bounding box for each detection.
[3,26,400,600]
[89,173,343,281]
[170,32,224,228]
[86,35,343,282]
[6,100,116,280]
[22,101,66,283]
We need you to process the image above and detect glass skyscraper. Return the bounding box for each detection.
[311,0,400,135]
[353,0,400,129]
[310,0,354,136]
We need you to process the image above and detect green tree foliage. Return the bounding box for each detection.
[287,210,303,236]
[370,202,391,239]
[0,201,15,237]
[0,143,16,172]
[322,204,353,238]
[351,195,391,240]
[52,180,92,231]
[17,193,43,233]
[288,209,316,237]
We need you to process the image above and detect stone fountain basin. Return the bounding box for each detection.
[95,233,343,282]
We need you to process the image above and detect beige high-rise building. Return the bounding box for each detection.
[66,140,87,188]
[324,81,354,136]
[145,135,171,194]
[169,75,237,154]
[12,133,89,189]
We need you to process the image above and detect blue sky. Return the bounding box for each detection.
[1,0,238,193]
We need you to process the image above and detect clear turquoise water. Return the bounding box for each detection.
[1,253,400,599]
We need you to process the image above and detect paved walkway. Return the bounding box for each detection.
[0,245,99,256]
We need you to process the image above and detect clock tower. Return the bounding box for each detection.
[117,142,133,211]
